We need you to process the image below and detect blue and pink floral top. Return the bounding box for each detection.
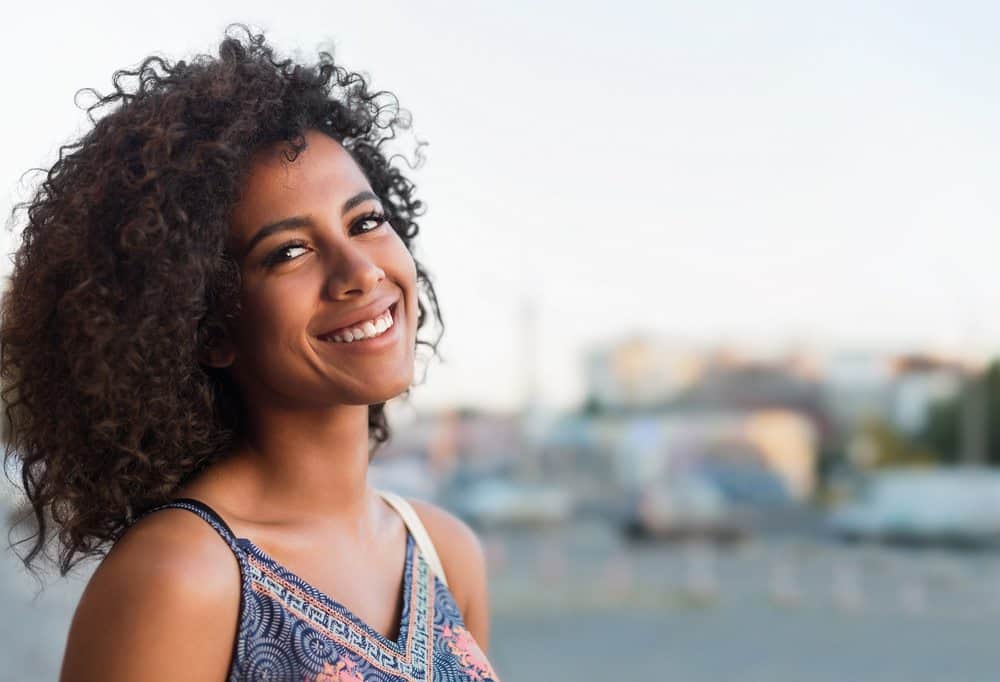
[134,497,500,681]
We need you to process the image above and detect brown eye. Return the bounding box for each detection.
[351,212,388,235]
[263,241,309,267]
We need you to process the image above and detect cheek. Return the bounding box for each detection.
[391,234,417,286]
[398,250,419,327]
[235,282,311,355]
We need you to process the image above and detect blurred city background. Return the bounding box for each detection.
[4,1,1000,681]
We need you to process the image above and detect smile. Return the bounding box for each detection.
[318,302,397,344]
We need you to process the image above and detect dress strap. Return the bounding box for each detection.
[131,497,241,552]
[376,489,449,588]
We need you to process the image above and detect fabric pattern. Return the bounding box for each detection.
[133,499,499,682]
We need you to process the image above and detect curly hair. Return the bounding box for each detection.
[1,26,444,577]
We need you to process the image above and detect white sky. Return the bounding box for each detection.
[2,1,999,411]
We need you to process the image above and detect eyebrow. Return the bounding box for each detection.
[243,190,381,258]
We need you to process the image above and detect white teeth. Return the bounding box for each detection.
[325,306,395,343]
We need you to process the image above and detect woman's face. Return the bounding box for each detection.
[220,130,419,409]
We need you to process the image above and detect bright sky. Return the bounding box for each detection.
[3,1,999,411]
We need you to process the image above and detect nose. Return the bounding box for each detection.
[323,242,386,300]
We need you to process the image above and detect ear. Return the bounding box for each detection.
[198,335,237,369]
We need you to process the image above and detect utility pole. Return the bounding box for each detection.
[518,291,541,481]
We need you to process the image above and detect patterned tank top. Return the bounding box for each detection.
[134,493,500,681]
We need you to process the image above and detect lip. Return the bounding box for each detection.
[315,300,401,351]
[317,296,400,339]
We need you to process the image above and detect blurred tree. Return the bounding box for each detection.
[859,416,937,468]
[920,393,962,465]
[918,359,1000,467]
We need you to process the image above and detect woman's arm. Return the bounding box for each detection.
[60,510,242,681]
[408,499,491,653]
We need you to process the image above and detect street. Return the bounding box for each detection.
[3,517,999,681]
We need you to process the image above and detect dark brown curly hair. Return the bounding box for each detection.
[1,26,444,577]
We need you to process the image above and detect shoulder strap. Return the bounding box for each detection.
[376,489,448,587]
[131,498,241,552]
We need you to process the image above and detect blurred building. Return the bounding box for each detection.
[888,354,964,436]
[584,335,706,409]
[541,408,817,505]
[383,338,970,510]
[822,350,967,446]
[579,337,827,500]
[371,407,524,498]
[822,351,895,429]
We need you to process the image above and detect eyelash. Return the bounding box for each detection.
[352,211,389,235]
[262,211,389,267]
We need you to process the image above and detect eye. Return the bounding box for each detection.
[263,241,310,267]
[351,211,388,235]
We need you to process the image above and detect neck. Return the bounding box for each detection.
[227,402,378,533]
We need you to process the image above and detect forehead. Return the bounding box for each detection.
[229,131,372,240]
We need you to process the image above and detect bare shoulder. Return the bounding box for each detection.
[406,498,491,651]
[61,507,242,682]
[406,498,485,572]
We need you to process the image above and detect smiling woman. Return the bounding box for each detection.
[1,25,498,682]
[218,131,420,410]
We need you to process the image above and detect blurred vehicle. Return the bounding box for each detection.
[444,478,573,528]
[622,475,748,543]
[827,469,1000,548]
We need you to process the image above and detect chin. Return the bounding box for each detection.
[341,373,414,406]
